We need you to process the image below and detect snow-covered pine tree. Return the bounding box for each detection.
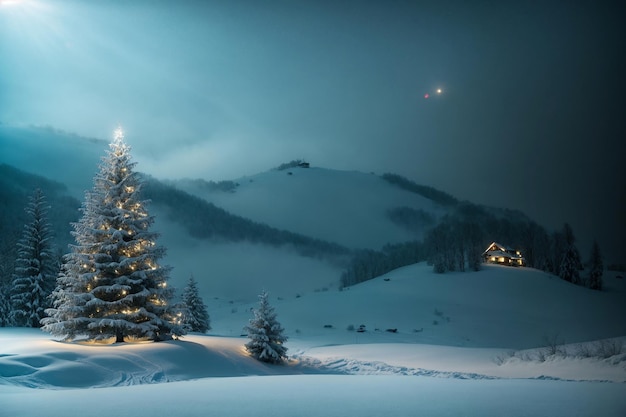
[425,222,451,273]
[42,128,182,343]
[559,246,580,284]
[181,275,211,333]
[587,240,603,291]
[559,223,582,284]
[244,290,288,364]
[0,284,12,327]
[10,188,58,327]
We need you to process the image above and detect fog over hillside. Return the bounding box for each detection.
[1,125,618,301]
[2,124,623,266]
[172,167,443,249]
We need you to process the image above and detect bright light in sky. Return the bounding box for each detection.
[0,0,23,6]
[425,88,443,99]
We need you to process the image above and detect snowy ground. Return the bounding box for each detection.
[3,374,625,417]
[1,331,625,416]
[1,264,625,416]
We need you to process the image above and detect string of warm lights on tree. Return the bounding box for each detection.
[42,128,183,343]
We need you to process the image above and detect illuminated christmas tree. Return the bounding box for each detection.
[42,128,182,343]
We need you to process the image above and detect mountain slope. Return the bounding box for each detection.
[174,166,447,249]
[143,177,350,261]
[0,125,584,302]
[0,164,347,299]
[0,125,104,197]
[0,126,450,299]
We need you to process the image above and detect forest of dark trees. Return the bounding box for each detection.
[381,173,459,206]
[341,174,603,290]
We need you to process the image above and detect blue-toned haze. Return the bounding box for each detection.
[0,0,624,262]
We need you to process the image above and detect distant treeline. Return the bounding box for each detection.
[340,198,589,287]
[386,206,436,234]
[142,177,352,264]
[274,159,307,171]
[381,173,459,206]
[340,241,425,287]
[424,202,538,274]
[171,178,239,193]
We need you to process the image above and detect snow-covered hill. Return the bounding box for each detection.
[0,126,448,252]
[151,212,342,300]
[3,263,624,388]
[211,263,626,349]
[175,167,445,249]
[1,263,625,416]
[0,126,449,300]
[0,125,104,197]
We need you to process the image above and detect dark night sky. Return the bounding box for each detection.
[1,0,624,262]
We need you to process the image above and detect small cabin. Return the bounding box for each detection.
[483,242,524,266]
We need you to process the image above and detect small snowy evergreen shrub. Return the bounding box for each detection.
[244,290,288,364]
[181,275,211,333]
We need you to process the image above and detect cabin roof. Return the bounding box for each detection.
[483,242,523,259]
[486,242,513,252]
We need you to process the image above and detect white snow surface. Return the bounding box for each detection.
[2,264,626,416]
